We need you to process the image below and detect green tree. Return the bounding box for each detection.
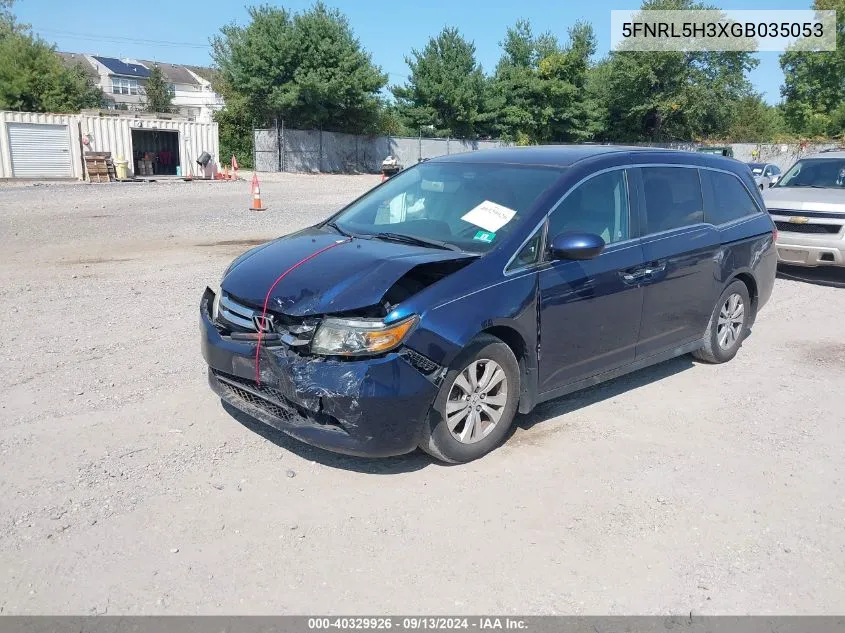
[490,19,598,143]
[376,102,411,136]
[392,27,491,138]
[212,3,387,135]
[143,63,174,113]
[598,0,757,142]
[725,95,788,142]
[0,0,102,112]
[780,0,845,136]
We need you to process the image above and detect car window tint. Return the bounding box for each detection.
[508,228,543,271]
[548,170,629,245]
[641,167,703,234]
[701,169,759,225]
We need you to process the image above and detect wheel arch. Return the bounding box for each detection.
[730,271,759,325]
[479,324,537,415]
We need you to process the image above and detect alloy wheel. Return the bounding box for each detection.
[717,293,745,350]
[445,359,509,444]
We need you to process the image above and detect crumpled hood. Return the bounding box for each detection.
[221,227,475,316]
[763,187,845,213]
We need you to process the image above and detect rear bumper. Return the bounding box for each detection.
[200,289,440,457]
[776,233,845,267]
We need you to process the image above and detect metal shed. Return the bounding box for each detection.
[1,110,219,180]
[79,112,219,178]
[0,111,83,179]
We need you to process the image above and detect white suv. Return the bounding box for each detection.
[763,150,845,267]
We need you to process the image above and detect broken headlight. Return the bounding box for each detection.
[311,315,418,357]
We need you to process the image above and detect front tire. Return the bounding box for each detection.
[693,280,751,364]
[419,334,520,463]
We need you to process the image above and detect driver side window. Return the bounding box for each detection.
[373,188,427,225]
[547,170,630,245]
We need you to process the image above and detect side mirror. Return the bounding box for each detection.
[549,232,606,261]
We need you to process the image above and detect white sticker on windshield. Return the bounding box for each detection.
[461,200,516,233]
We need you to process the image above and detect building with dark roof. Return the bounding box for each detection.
[57,52,223,122]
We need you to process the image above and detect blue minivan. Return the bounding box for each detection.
[200,146,777,462]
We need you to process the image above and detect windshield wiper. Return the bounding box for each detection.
[371,232,461,251]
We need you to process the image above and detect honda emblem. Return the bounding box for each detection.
[253,314,275,333]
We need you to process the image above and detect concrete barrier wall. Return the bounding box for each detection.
[640,141,839,171]
[729,143,839,171]
[253,127,508,174]
[253,128,842,175]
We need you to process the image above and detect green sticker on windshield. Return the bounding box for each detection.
[473,230,496,243]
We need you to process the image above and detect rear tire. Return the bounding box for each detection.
[693,280,751,364]
[419,334,520,464]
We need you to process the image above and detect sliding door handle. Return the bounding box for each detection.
[620,269,648,283]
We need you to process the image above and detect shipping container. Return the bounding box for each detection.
[0,111,82,179]
[1,110,219,180]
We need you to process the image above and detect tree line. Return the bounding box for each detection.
[210,0,845,165]
[2,0,844,167]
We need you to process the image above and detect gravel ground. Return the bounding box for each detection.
[1,174,844,615]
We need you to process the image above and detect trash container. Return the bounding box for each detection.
[114,158,129,180]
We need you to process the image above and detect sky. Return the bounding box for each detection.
[17,0,809,105]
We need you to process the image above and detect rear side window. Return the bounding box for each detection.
[641,167,703,234]
[700,169,760,225]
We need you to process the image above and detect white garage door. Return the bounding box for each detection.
[8,123,73,178]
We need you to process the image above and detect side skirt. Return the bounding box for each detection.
[534,338,705,406]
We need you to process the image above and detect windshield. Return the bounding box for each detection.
[776,158,845,188]
[747,163,765,175]
[329,162,564,253]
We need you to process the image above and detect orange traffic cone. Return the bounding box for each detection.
[250,173,266,211]
[380,170,387,183]
[231,154,239,179]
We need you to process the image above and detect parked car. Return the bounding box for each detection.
[200,146,778,463]
[697,146,734,158]
[747,162,782,189]
[763,149,845,267]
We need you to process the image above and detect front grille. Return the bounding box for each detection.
[219,378,294,421]
[774,221,842,235]
[217,293,259,332]
[216,292,318,347]
[212,370,344,430]
[769,208,845,220]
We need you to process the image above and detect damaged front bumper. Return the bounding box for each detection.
[200,288,441,457]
